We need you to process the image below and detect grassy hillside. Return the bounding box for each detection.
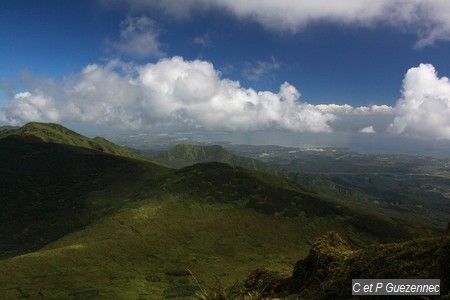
[150,144,273,173]
[238,232,450,299]
[0,135,169,257]
[1,134,427,258]
[0,196,441,299]
[0,123,440,299]
[0,197,350,299]
[162,162,434,244]
[0,122,142,160]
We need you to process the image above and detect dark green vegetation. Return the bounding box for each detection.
[0,122,142,159]
[0,123,443,299]
[149,143,273,173]
[0,134,169,257]
[227,144,450,228]
[229,232,450,299]
[162,163,433,244]
[290,172,450,228]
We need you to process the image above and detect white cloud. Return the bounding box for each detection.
[242,57,281,81]
[2,58,448,139]
[0,57,335,132]
[0,91,60,126]
[316,104,393,115]
[359,125,376,133]
[103,0,450,47]
[112,16,164,57]
[135,57,335,131]
[389,64,450,139]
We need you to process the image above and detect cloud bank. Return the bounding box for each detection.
[1,58,449,139]
[102,0,450,47]
[0,57,336,132]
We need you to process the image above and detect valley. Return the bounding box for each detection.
[225,144,450,228]
[0,123,447,299]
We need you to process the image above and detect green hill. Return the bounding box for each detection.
[150,143,273,172]
[1,133,425,258]
[0,193,435,299]
[239,232,450,299]
[0,135,169,257]
[0,122,142,160]
[0,123,439,299]
[0,197,349,299]
[162,162,432,243]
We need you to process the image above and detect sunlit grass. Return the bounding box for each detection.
[0,195,351,299]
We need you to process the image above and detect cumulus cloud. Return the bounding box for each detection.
[359,125,376,133]
[0,57,336,132]
[389,64,450,139]
[0,91,60,126]
[2,58,448,139]
[242,57,281,82]
[102,0,450,47]
[111,16,164,57]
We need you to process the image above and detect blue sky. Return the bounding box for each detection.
[1,0,450,151]
[2,0,450,106]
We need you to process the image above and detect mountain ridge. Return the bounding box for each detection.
[150,143,274,173]
[0,122,441,299]
[0,134,170,257]
[0,122,143,160]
